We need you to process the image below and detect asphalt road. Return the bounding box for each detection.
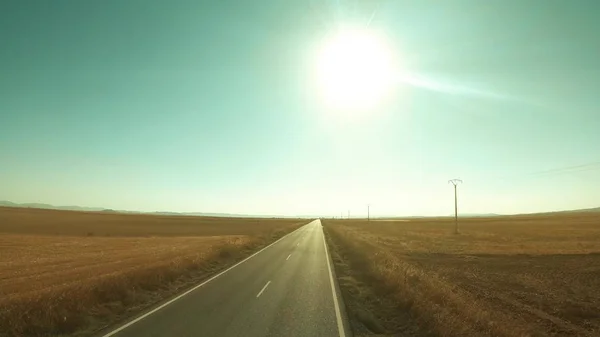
[100,219,350,337]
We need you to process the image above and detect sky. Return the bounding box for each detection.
[1,0,599,216]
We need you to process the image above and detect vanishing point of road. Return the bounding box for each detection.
[99,220,351,337]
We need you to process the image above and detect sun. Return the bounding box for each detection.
[315,28,396,115]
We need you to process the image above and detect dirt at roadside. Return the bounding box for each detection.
[324,227,427,337]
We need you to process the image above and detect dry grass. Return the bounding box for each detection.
[323,213,600,337]
[0,206,306,336]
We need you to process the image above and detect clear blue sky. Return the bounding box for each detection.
[1,0,599,216]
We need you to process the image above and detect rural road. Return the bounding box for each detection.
[100,219,350,337]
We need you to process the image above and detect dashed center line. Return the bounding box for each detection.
[256,281,271,298]
[286,253,292,260]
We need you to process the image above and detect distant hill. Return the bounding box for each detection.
[1,200,598,217]
[0,201,298,218]
[181,212,253,217]
[546,207,600,214]
[0,201,105,212]
[456,213,501,217]
[161,212,304,218]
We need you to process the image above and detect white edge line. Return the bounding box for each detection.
[101,223,308,337]
[256,280,271,298]
[321,221,347,337]
[286,253,292,260]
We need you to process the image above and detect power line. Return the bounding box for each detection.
[469,160,600,184]
[448,179,462,234]
[527,161,600,177]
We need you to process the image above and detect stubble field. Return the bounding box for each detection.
[323,213,600,337]
[0,206,306,336]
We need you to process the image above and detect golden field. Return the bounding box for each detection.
[0,207,306,336]
[323,213,600,337]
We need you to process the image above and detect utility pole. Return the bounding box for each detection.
[367,204,371,222]
[448,179,463,234]
[347,210,350,219]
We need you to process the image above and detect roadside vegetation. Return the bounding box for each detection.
[0,206,306,336]
[323,213,600,337]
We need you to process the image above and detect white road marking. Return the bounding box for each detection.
[286,253,292,260]
[100,223,308,337]
[321,221,347,337]
[256,280,271,298]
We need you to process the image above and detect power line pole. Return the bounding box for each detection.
[367,204,371,222]
[347,210,350,219]
[448,179,463,234]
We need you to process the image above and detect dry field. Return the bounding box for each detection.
[0,207,306,336]
[323,213,600,337]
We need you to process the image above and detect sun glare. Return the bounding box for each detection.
[315,28,396,115]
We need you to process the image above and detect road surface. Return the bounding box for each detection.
[100,220,350,337]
